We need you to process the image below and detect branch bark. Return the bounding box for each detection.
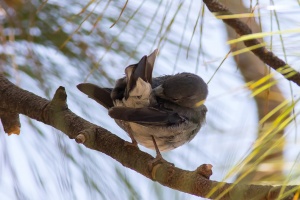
[0,75,298,199]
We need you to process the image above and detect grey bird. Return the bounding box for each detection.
[77,49,208,163]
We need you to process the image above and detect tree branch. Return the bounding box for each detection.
[0,75,298,199]
[203,0,300,86]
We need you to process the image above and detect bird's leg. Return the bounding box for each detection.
[152,135,163,161]
[121,124,138,148]
[117,122,138,148]
[148,135,174,171]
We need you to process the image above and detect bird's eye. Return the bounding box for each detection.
[172,98,179,101]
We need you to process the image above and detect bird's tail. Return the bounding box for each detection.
[77,83,113,109]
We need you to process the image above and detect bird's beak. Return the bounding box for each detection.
[194,99,206,107]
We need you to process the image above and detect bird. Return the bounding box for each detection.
[77,49,208,164]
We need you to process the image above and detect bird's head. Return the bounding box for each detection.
[152,73,208,108]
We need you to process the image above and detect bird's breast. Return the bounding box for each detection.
[127,121,200,152]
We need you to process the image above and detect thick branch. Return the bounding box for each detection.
[0,76,298,199]
[203,0,300,86]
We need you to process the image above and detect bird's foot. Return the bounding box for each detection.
[148,154,174,172]
[148,154,174,181]
[124,139,139,148]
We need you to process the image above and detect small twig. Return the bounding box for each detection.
[110,0,128,28]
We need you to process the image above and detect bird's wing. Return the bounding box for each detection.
[108,107,183,125]
[77,83,113,109]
